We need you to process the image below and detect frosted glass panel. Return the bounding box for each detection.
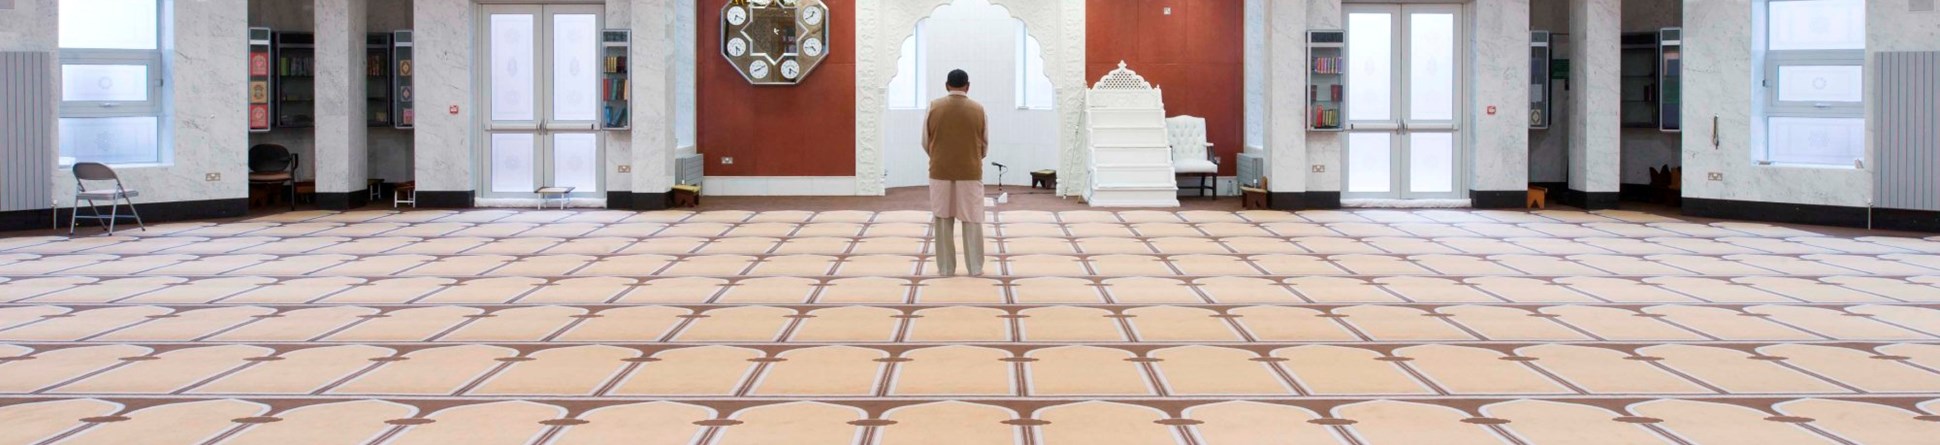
[1408,133,1455,193]
[1767,117,1862,166]
[1777,65,1863,103]
[59,117,160,165]
[552,14,599,122]
[62,65,149,102]
[490,14,537,122]
[1408,13,1456,121]
[1768,0,1865,50]
[1346,13,1393,121]
[58,0,158,49]
[491,133,538,193]
[552,133,600,192]
[1347,132,1393,193]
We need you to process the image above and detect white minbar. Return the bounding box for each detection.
[1082,61,1179,207]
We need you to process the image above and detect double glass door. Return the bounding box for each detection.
[1342,4,1463,199]
[481,5,603,199]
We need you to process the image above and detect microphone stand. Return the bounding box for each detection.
[991,163,1009,193]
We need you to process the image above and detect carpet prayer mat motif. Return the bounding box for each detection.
[4,208,1940,444]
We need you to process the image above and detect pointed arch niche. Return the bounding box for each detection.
[854,0,1087,196]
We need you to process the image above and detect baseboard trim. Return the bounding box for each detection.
[415,191,475,208]
[1267,191,1342,210]
[703,176,859,196]
[1561,188,1621,210]
[609,191,671,211]
[1683,197,1867,229]
[1,198,249,233]
[315,189,371,211]
[1469,190,1526,209]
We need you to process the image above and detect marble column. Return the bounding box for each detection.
[412,0,473,206]
[1469,0,1532,207]
[1264,0,1310,208]
[314,0,370,209]
[627,0,679,209]
[1567,0,1621,209]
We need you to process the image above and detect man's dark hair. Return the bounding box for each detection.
[946,69,970,89]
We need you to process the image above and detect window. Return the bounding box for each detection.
[886,21,927,110]
[1015,20,1053,110]
[1756,0,1865,166]
[58,0,166,166]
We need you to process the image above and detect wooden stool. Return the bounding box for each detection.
[393,181,417,208]
[1240,177,1269,209]
[535,186,575,209]
[1030,170,1057,190]
[671,184,701,208]
[1527,186,1548,209]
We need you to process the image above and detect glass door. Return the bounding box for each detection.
[480,4,604,199]
[1342,4,1464,200]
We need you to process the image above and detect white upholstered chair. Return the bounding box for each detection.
[1165,115,1219,198]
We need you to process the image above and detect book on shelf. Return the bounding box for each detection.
[604,56,628,74]
[1312,57,1342,74]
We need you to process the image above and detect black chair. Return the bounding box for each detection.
[249,144,299,210]
[69,163,145,235]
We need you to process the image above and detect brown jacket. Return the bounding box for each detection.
[923,92,988,181]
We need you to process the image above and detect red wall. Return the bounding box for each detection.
[1087,0,1244,175]
[697,0,856,177]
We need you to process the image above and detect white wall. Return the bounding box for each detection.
[48,0,252,206]
[1680,0,1933,208]
[882,0,1059,189]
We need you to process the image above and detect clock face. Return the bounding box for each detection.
[802,6,824,26]
[780,59,801,79]
[802,37,823,57]
[749,60,770,79]
[722,0,829,85]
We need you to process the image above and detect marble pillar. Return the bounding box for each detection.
[1469,0,1532,205]
[314,0,370,208]
[630,0,679,204]
[1264,0,1308,199]
[1567,0,1620,208]
[412,0,472,199]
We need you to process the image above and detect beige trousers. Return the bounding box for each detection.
[929,180,985,276]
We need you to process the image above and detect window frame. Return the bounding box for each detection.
[1014,20,1053,111]
[887,20,928,110]
[57,0,168,166]
[1754,0,1866,166]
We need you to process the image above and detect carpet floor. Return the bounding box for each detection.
[3,206,1940,444]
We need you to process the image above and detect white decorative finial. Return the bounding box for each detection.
[1117,60,1128,70]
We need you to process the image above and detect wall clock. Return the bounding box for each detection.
[720,0,830,85]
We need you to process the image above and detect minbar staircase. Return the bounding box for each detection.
[1082,61,1179,208]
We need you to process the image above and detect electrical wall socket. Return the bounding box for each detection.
[205,173,221,182]
[617,165,632,173]
[721,157,735,165]
[1311,165,1326,173]
[1707,172,1723,181]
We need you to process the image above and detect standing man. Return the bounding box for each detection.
[924,69,988,276]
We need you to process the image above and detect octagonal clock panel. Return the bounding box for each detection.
[720,0,831,85]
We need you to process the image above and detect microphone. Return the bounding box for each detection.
[990,162,1007,169]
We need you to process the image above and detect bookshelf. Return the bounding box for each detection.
[392,30,414,130]
[1530,31,1553,129]
[366,33,393,127]
[1659,27,1682,133]
[601,29,630,130]
[248,27,272,133]
[272,32,316,129]
[1620,32,1659,129]
[1307,30,1345,132]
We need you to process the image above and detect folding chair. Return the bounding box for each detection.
[69,162,146,235]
